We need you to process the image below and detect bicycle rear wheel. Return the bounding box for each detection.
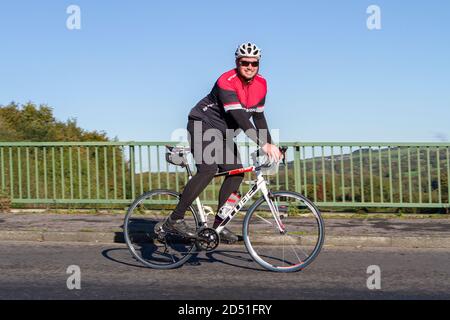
[124,189,200,269]
[243,191,324,272]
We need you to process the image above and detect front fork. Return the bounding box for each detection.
[259,175,286,234]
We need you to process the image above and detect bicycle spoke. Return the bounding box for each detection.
[255,213,274,226]
[288,242,304,264]
[286,219,320,260]
[288,238,309,260]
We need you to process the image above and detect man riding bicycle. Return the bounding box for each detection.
[163,42,282,243]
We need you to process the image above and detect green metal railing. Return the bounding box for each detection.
[0,141,449,209]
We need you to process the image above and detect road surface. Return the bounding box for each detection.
[1,241,449,299]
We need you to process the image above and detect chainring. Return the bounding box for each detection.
[195,227,220,251]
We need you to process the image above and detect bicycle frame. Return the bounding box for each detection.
[166,144,288,236]
[190,165,285,234]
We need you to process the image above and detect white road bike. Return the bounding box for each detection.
[124,146,324,272]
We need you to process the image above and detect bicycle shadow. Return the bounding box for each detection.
[101,246,267,272]
[203,248,268,272]
[112,216,292,272]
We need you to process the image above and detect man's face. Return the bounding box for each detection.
[236,57,259,81]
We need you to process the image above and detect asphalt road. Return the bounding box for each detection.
[1,241,449,300]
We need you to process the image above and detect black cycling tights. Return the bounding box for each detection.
[170,119,244,228]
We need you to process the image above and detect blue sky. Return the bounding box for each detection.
[0,0,449,143]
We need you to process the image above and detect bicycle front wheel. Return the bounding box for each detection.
[243,191,324,272]
[124,189,200,269]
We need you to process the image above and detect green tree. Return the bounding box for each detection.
[0,102,109,142]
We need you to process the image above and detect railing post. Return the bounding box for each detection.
[0,147,4,192]
[294,145,301,194]
[130,145,135,200]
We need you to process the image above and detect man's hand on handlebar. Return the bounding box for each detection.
[262,143,283,162]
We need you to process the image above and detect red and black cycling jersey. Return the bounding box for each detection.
[189,68,270,144]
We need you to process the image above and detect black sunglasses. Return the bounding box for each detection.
[239,60,259,67]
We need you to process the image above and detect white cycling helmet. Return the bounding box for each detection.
[235,42,262,60]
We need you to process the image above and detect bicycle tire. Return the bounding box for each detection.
[124,189,200,269]
[243,191,325,272]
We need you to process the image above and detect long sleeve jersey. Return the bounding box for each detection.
[188,68,272,146]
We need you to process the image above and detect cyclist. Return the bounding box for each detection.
[163,42,282,243]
